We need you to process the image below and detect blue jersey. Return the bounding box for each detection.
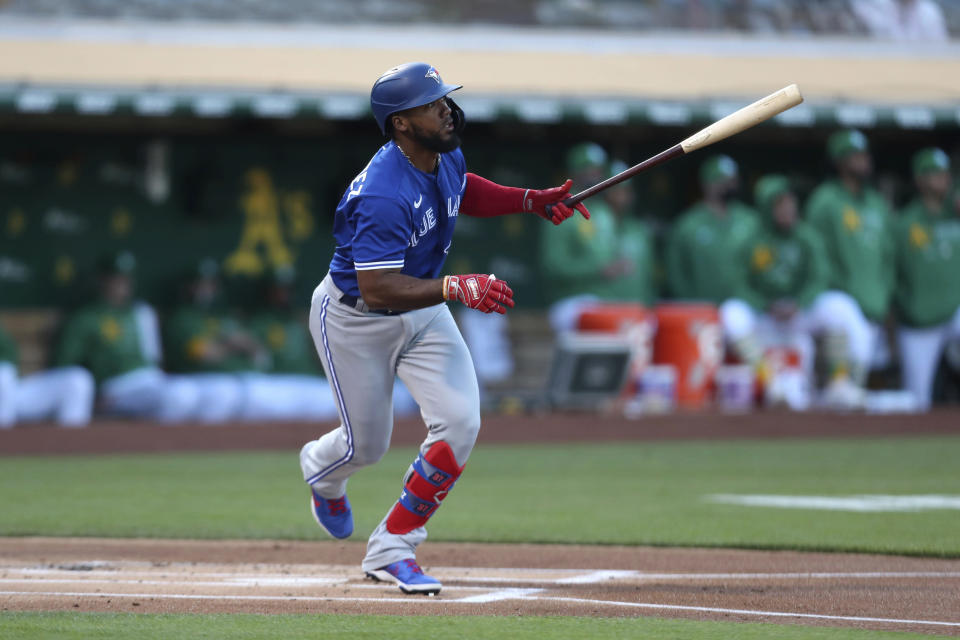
[329,141,466,299]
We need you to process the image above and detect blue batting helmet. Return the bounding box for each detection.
[370,62,464,135]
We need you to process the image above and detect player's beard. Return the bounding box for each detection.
[411,122,461,153]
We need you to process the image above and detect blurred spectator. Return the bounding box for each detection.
[603,159,657,305]
[0,322,94,428]
[241,266,418,420]
[162,259,255,421]
[806,130,895,384]
[894,148,960,410]
[851,0,949,41]
[665,155,761,360]
[540,144,656,333]
[54,252,203,423]
[0,0,955,37]
[241,266,340,421]
[723,175,869,410]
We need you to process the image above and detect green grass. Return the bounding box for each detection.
[0,612,941,640]
[1,436,959,555]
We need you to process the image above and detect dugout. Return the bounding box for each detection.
[1,106,957,311]
[1,20,958,401]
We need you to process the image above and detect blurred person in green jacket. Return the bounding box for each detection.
[241,266,418,420]
[805,129,895,372]
[162,258,257,421]
[722,175,873,410]
[0,322,93,428]
[666,155,763,364]
[894,148,960,410]
[540,144,657,332]
[665,154,759,305]
[54,251,203,422]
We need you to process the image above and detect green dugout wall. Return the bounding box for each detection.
[1,115,957,310]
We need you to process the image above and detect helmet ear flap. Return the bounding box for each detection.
[446,97,465,135]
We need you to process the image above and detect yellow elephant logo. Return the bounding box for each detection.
[267,324,286,350]
[752,245,774,271]
[100,317,122,342]
[842,206,861,233]
[909,223,930,249]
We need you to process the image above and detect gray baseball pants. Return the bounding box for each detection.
[300,274,481,571]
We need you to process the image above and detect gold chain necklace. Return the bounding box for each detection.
[397,143,438,172]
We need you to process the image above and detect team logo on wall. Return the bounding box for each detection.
[425,67,442,84]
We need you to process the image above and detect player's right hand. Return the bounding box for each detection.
[524,179,591,225]
[443,274,514,314]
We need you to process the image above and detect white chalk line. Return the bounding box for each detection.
[707,494,960,512]
[455,588,544,603]
[2,589,958,628]
[535,596,960,628]
[555,570,640,584]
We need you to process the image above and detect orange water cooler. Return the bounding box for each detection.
[652,303,723,409]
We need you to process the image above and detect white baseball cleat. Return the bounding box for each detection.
[820,377,865,411]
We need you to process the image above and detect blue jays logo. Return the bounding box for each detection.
[425,67,442,84]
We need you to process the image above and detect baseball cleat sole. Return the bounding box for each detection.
[365,569,442,595]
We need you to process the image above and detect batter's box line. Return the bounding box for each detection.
[533,595,960,629]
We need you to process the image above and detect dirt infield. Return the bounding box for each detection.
[2,409,959,456]
[1,538,959,635]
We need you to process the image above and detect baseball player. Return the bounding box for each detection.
[162,259,260,422]
[894,148,960,410]
[540,146,656,333]
[0,322,94,428]
[722,175,872,409]
[298,62,589,595]
[805,129,895,383]
[665,155,761,361]
[242,267,418,420]
[55,252,205,423]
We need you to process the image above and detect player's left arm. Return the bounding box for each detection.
[357,269,513,315]
[459,173,590,225]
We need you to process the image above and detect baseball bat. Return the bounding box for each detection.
[550,84,803,213]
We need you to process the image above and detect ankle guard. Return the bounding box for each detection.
[386,441,464,535]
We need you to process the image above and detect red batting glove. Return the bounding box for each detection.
[443,274,515,314]
[522,179,591,225]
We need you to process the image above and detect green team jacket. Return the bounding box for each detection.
[55,303,149,383]
[894,198,960,328]
[805,179,894,322]
[0,324,19,367]
[247,311,322,376]
[737,220,830,311]
[665,200,759,303]
[163,307,256,374]
[539,199,656,305]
